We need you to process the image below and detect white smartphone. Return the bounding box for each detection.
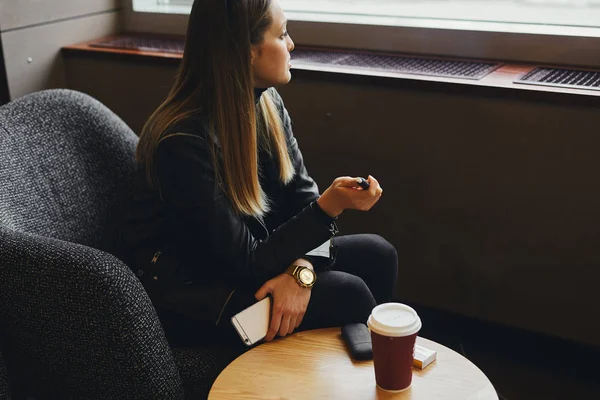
[231,297,272,346]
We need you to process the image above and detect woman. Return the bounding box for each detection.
[118,0,398,349]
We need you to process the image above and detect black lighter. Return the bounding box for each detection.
[357,177,370,190]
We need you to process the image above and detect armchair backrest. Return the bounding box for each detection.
[0,89,137,250]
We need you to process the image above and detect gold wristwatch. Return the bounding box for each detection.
[285,264,317,288]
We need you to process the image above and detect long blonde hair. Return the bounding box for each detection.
[136,0,293,217]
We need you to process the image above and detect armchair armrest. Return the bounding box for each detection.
[0,226,184,399]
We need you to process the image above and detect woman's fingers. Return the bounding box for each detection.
[254,279,274,301]
[366,175,380,193]
[266,308,282,341]
[279,315,292,337]
[287,316,297,335]
[351,175,381,211]
[367,175,383,198]
[335,175,382,192]
[334,176,361,188]
[263,273,312,341]
[328,174,384,212]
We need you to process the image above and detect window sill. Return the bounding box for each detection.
[62,35,600,107]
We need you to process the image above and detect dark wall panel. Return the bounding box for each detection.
[64,55,600,345]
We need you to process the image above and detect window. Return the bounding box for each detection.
[283,0,600,29]
[133,0,600,28]
[132,0,192,14]
[127,0,600,67]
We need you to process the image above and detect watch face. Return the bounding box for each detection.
[299,268,315,285]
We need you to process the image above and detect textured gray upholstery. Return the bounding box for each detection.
[0,89,235,399]
[0,351,8,399]
[0,89,135,250]
[0,226,184,399]
[172,347,241,398]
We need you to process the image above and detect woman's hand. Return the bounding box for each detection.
[317,175,383,218]
[254,259,313,341]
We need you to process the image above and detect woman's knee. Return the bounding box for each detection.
[360,234,398,275]
[374,234,398,260]
[301,271,376,329]
[319,271,376,312]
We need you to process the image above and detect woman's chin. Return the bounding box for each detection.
[258,72,292,87]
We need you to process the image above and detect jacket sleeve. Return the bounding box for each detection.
[155,134,337,283]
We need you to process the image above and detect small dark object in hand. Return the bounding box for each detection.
[357,177,370,190]
[341,323,373,360]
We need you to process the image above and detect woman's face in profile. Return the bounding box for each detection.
[252,0,295,88]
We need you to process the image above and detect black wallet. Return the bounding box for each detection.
[341,323,373,361]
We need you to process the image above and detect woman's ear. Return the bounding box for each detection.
[250,46,257,65]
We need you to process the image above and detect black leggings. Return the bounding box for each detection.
[215,234,398,349]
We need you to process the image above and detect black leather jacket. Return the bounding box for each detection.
[118,88,338,325]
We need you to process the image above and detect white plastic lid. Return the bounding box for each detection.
[367,303,422,337]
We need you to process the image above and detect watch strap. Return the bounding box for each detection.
[285,264,301,277]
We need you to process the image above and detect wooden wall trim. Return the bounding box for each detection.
[62,35,600,108]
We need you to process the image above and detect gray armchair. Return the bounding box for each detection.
[0,90,238,399]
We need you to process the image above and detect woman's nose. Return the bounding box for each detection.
[288,36,295,52]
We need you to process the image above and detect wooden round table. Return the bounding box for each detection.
[208,328,498,400]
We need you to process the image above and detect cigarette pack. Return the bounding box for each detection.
[413,344,437,369]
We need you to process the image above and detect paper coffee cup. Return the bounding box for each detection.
[367,303,422,392]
